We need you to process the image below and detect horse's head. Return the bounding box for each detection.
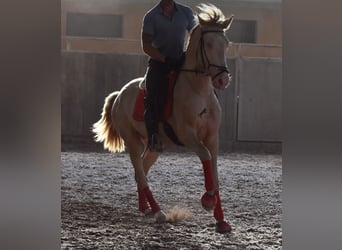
[195,4,234,90]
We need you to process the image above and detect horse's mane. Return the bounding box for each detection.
[196,3,227,26]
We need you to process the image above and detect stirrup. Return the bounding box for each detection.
[149,133,163,152]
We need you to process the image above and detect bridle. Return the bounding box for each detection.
[181,28,230,81]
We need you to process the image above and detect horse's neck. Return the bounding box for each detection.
[179,29,213,97]
[183,29,202,71]
[178,59,213,99]
[177,72,212,98]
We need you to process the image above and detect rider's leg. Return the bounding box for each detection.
[144,59,169,151]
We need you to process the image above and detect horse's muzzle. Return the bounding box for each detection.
[213,72,231,90]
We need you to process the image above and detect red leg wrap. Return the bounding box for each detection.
[202,160,214,191]
[216,220,232,233]
[201,192,217,211]
[143,186,160,213]
[137,187,149,213]
[214,191,224,221]
[214,191,231,233]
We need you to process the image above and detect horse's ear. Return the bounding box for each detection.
[223,15,234,30]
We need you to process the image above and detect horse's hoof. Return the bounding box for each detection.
[154,210,166,223]
[215,220,232,233]
[201,192,217,211]
[141,208,152,216]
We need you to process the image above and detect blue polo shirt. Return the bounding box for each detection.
[142,1,197,58]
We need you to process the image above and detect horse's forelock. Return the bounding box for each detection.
[196,3,226,27]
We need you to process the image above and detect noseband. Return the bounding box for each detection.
[181,29,230,81]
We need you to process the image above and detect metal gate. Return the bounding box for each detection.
[236,56,282,142]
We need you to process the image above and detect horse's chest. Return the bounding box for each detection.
[196,107,220,140]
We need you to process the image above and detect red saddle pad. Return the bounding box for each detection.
[133,71,177,122]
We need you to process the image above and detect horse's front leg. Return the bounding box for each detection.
[179,128,218,210]
[204,134,232,233]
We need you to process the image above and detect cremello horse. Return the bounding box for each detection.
[93,4,233,233]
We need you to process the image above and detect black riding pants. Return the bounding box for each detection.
[144,59,171,136]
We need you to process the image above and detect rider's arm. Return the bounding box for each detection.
[141,33,166,63]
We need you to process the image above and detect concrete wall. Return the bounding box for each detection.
[61,52,148,150]
[62,51,281,152]
[61,0,281,54]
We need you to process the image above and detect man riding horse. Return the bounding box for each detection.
[142,0,197,152]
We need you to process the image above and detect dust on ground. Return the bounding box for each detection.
[62,152,282,249]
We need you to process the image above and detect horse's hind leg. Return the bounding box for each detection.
[142,150,159,175]
[137,149,159,214]
[126,138,166,222]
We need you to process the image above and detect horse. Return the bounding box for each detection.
[92,3,234,233]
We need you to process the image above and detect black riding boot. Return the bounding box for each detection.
[144,97,163,152]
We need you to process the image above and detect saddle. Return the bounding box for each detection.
[133,71,178,122]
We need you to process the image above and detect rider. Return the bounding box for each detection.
[141,0,197,152]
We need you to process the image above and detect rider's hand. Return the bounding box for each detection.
[165,54,185,69]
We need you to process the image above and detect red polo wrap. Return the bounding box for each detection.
[202,160,214,191]
[143,186,160,213]
[137,187,149,213]
[214,191,224,221]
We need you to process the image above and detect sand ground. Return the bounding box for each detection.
[62,152,282,249]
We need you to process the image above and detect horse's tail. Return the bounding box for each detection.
[92,91,125,152]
